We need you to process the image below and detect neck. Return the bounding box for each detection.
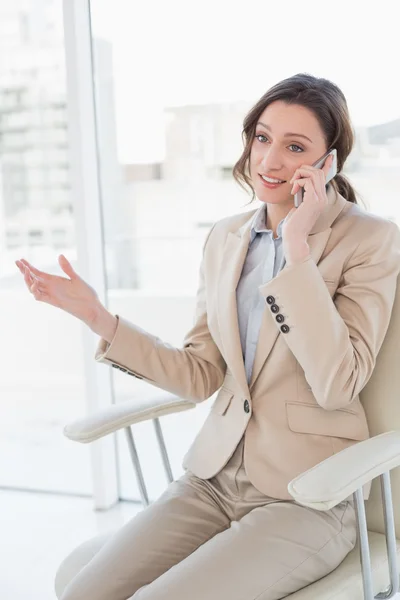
[264,199,293,237]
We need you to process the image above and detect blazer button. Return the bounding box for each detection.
[280,324,290,333]
[271,304,279,314]
[276,314,284,323]
[266,295,275,305]
[244,399,250,413]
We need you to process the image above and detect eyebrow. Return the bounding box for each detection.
[257,122,313,144]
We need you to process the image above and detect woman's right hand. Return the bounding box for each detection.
[15,254,102,327]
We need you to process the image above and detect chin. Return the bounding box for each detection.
[255,187,290,204]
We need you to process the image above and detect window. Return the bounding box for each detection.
[0,0,90,496]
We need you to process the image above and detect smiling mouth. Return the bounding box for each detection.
[259,174,287,184]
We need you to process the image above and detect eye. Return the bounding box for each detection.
[289,144,304,153]
[255,134,304,153]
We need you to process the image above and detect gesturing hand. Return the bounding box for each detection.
[15,254,101,327]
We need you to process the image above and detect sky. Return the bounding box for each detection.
[89,0,400,163]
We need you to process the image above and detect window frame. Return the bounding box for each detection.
[62,0,119,510]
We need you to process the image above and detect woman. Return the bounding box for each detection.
[16,73,400,600]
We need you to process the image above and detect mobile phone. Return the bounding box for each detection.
[294,148,337,208]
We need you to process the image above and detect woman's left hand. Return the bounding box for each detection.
[282,153,334,265]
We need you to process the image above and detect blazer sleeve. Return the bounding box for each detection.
[94,225,227,402]
[258,220,400,411]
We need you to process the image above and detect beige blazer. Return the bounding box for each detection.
[95,184,400,500]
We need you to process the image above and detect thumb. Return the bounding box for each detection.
[58,255,79,280]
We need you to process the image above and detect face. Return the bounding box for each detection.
[249,100,328,207]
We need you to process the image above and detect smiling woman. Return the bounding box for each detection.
[2,0,400,598]
[233,74,358,218]
[45,61,400,599]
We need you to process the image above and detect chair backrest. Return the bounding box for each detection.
[361,274,400,536]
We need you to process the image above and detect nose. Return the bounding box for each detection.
[260,145,284,172]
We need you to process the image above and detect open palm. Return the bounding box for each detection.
[16,254,100,326]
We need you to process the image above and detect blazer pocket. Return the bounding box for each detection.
[211,388,234,415]
[285,401,366,441]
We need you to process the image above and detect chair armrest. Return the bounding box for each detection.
[64,395,196,443]
[287,430,400,510]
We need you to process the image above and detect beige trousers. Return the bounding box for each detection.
[58,437,356,600]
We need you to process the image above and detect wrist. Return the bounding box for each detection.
[284,239,310,267]
[88,303,118,343]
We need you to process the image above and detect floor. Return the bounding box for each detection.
[0,488,142,599]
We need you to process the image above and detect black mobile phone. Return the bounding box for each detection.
[294,148,337,208]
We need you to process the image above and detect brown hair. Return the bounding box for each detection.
[233,73,361,205]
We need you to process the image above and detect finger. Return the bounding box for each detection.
[30,278,42,296]
[16,261,29,278]
[322,152,334,178]
[291,177,317,196]
[290,167,324,185]
[58,255,79,281]
[289,165,314,183]
[30,274,48,292]
[31,281,49,301]
[19,259,49,281]
[23,268,48,299]
[291,177,308,194]
[22,264,34,287]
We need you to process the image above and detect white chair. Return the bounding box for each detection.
[57,276,400,599]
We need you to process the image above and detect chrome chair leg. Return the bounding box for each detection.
[354,487,375,600]
[153,417,174,484]
[124,426,149,507]
[124,419,174,508]
[354,470,399,600]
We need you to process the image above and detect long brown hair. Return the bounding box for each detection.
[233,73,361,205]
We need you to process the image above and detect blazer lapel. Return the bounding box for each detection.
[249,228,333,389]
[249,185,348,390]
[216,184,348,396]
[216,216,254,398]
